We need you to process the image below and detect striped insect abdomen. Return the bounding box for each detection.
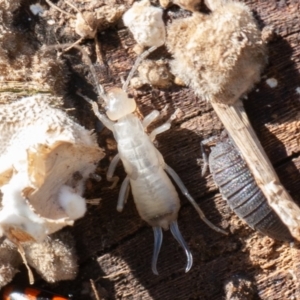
[209,141,293,241]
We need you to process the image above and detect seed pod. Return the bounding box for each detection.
[209,139,293,242]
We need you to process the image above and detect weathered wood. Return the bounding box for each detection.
[4,0,300,299]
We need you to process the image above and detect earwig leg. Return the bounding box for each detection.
[200,136,220,176]
[170,221,193,273]
[142,110,160,129]
[77,92,114,131]
[107,154,120,189]
[122,45,157,92]
[200,142,209,177]
[152,226,163,275]
[149,108,181,141]
[149,123,171,141]
[117,176,130,212]
[164,164,228,235]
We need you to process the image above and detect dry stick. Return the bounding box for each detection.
[211,100,300,240]
[90,279,101,300]
[17,244,34,284]
[95,34,104,65]
[45,0,74,18]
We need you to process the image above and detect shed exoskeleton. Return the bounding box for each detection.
[202,135,293,242]
[76,47,227,275]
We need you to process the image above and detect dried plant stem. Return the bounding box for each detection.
[90,279,101,300]
[17,244,34,284]
[211,100,300,240]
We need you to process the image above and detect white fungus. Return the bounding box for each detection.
[123,0,166,48]
[295,87,300,95]
[266,78,278,88]
[0,95,104,243]
[57,185,87,220]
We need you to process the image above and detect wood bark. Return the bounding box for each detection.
[5,0,300,299]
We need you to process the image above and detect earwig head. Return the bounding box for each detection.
[105,88,136,121]
[152,221,193,275]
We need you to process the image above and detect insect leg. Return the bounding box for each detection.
[107,154,120,189]
[78,92,114,131]
[149,122,171,141]
[142,110,160,129]
[164,164,228,235]
[200,136,220,176]
[170,221,193,273]
[152,226,163,275]
[117,176,130,212]
[149,108,181,141]
[200,142,210,177]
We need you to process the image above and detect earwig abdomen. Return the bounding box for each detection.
[116,116,180,229]
[209,141,293,241]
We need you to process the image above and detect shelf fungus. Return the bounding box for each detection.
[0,94,103,245]
[0,232,78,288]
[166,0,300,240]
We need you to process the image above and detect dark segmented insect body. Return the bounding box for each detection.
[209,141,293,241]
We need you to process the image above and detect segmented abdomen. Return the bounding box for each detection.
[117,126,180,228]
[209,141,293,241]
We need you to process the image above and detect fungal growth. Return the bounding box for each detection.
[43,0,126,43]
[42,0,126,61]
[0,1,68,96]
[0,95,103,244]
[123,0,166,50]
[166,0,300,240]
[167,0,267,104]
[75,41,226,274]
[0,231,78,288]
[130,59,174,89]
[203,135,293,242]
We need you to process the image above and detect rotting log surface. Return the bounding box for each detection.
[4,0,300,299]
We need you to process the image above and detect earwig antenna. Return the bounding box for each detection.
[71,45,108,103]
[122,45,157,92]
[45,44,108,103]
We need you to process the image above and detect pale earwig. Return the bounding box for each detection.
[74,46,227,275]
[202,135,293,242]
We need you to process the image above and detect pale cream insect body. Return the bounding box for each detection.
[77,48,226,275]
